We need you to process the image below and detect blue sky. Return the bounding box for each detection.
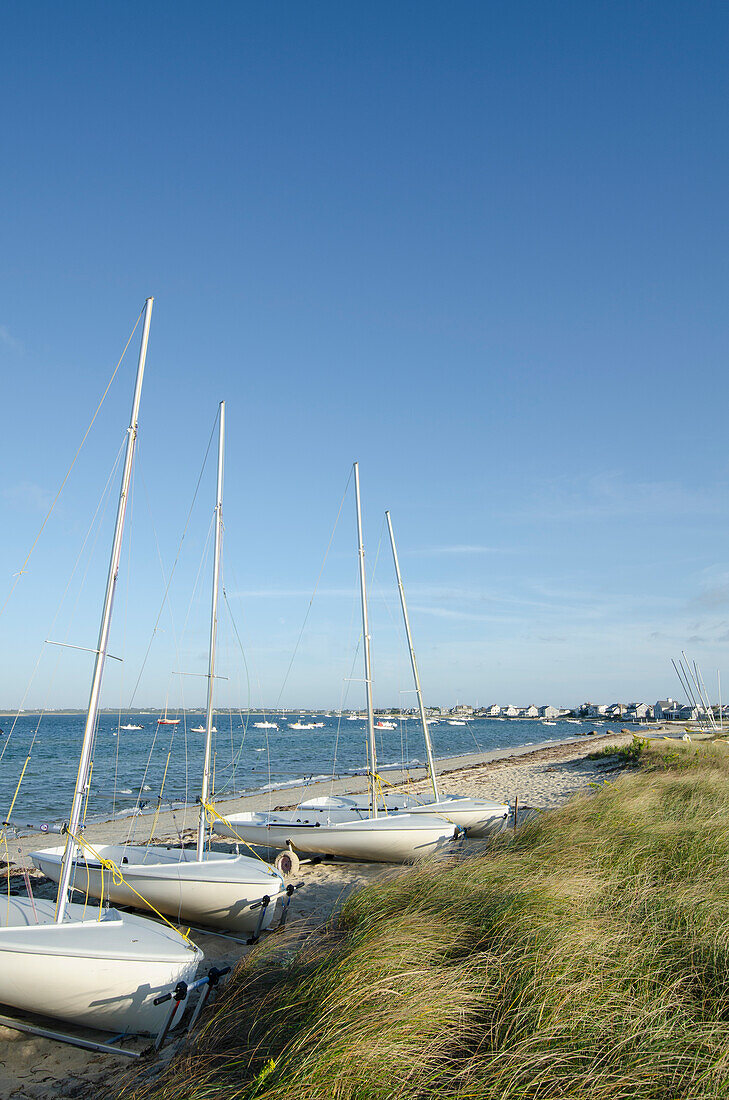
[2,1,729,710]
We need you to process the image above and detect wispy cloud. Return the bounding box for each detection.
[686,567,729,611]
[228,587,355,600]
[408,604,494,622]
[2,481,53,513]
[0,325,23,353]
[509,472,724,522]
[410,544,506,556]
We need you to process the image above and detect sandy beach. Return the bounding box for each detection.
[0,730,636,1099]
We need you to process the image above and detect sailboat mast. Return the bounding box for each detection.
[197,400,225,861]
[385,510,440,802]
[353,462,378,817]
[56,296,153,922]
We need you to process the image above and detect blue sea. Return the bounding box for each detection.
[0,713,612,828]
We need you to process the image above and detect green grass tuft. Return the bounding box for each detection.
[124,741,729,1100]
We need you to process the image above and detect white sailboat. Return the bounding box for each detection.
[298,510,509,838]
[2,299,202,1034]
[214,463,458,863]
[34,401,287,932]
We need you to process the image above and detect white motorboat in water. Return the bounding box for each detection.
[214,464,457,863]
[34,400,286,935]
[191,724,217,733]
[253,721,278,729]
[3,300,202,1034]
[120,723,144,730]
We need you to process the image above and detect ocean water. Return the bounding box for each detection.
[0,713,614,828]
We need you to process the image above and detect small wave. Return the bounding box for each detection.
[241,773,332,796]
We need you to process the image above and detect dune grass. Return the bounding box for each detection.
[125,741,729,1100]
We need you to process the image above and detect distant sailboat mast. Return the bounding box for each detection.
[56,296,154,923]
[353,462,378,818]
[385,510,440,803]
[197,400,225,860]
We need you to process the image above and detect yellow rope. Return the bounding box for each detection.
[368,769,427,810]
[148,750,172,844]
[199,800,280,869]
[3,832,11,923]
[82,762,93,825]
[5,756,31,823]
[63,828,195,944]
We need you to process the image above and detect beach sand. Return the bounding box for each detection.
[0,730,637,1099]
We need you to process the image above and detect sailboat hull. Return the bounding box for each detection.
[0,897,201,1034]
[214,811,458,863]
[300,794,510,838]
[31,845,286,933]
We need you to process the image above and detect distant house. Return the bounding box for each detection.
[539,705,559,719]
[678,705,700,721]
[521,705,539,718]
[655,699,680,721]
[625,703,654,722]
[502,705,519,717]
[484,704,501,716]
[451,704,474,716]
[580,703,607,717]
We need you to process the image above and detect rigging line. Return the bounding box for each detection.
[41,442,127,813]
[0,442,126,828]
[113,437,137,816]
[0,437,127,774]
[274,465,354,711]
[220,583,263,792]
[125,408,220,708]
[174,513,216,823]
[0,306,144,621]
[220,560,252,794]
[368,519,386,769]
[126,497,215,847]
[371,525,414,774]
[330,560,363,793]
[223,577,260,762]
[122,461,215,846]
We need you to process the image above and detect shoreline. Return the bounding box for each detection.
[3,729,648,869]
